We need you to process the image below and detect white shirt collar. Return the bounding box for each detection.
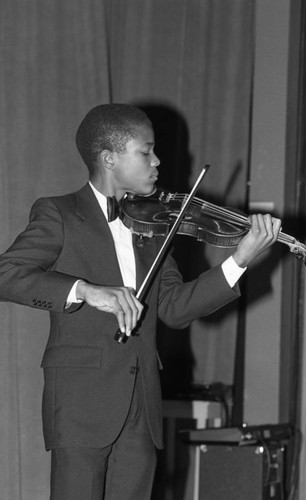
[88,181,108,219]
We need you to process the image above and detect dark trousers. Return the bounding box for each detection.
[49,372,157,500]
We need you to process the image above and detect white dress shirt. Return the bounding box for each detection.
[89,182,136,289]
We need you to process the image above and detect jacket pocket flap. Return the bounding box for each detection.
[41,346,102,368]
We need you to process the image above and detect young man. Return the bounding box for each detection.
[0,104,281,499]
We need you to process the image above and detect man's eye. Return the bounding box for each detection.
[141,152,150,156]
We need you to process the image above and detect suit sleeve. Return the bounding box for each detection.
[157,252,240,329]
[0,198,79,312]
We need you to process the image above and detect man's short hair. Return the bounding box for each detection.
[76,103,152,173]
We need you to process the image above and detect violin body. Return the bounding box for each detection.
[119,188,306,262]
[120,189,248,248]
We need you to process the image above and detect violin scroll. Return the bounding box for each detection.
[283,238,306,264]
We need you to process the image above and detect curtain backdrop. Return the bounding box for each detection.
[0,1,254,498]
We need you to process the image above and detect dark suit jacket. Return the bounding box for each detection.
[0,183,239,450]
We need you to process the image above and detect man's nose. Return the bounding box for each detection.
[151,153,160,167]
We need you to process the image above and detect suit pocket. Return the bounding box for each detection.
[41,345,102,368]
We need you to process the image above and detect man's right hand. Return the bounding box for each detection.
[76,281,143,336]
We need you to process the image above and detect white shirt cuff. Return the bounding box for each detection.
[65,280,83,308]
[221,256,246,288]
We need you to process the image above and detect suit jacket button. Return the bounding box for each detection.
[129,366,138,374]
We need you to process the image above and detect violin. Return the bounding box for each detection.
[120,189,306,261]
[114,165,306,343]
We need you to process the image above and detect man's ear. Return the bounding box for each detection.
[100,150,115,170]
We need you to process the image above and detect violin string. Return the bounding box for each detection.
[172,194,251,226]
[171,193,303,246]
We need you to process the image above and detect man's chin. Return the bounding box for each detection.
[130,185,156,197]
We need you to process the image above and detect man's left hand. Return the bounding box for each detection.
[232,214,281,268]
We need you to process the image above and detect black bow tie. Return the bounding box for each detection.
[107,196,122,222]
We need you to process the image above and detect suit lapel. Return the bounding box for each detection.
[133,234,159,294]
[74,184,124,286]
